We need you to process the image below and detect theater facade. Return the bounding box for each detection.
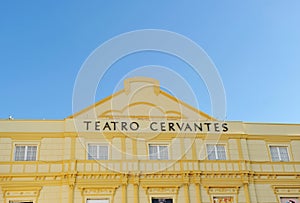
[0,77,300,203]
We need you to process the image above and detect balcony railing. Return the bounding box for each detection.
[0,160,299,175]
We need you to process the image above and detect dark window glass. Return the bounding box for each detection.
[152,198,173,203]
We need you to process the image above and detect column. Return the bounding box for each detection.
[195,183,202,203]
[122,184,127,203]
[244,183,251,203]
[68,184,74,203]
[122,174,128,203]
[134,184,139,203]
[133,174,139,203]
[184,184,190,203]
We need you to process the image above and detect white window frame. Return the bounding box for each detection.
[86,199,110,203]
[206,144,226,160]
[269,146,290,162]
[14,145,37,161]
[148,144,169,160]
[87,143,109,160]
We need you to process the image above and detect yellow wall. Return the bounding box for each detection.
[1,130,299,203]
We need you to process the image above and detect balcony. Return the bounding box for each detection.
[0,160,300,175]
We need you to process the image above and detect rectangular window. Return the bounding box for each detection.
[151,198,173,203]
[270,146,289,161]
[213,196,234,203]
[88,144,109,160]
[280,197,299,203]
[86,199,109,203]
[206,144,226,160]
[9,201,33,203]
[14,145,37,161]
[149,144,169,160]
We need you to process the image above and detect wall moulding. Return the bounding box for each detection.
[272,185,300,203]
[272,185,300,195]
[79,186,119,203]
[2,186,41,203]
[142,185,180,203]
[79,186,119,196]
[204,186,240,203]
[204,186,240,195]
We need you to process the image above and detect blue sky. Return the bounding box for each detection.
[1,1,300,123]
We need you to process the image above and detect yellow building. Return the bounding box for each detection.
[0,77,300,203]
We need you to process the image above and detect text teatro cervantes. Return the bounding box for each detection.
[83,121,228,132]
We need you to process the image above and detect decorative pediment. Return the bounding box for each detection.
[69,77,214,121]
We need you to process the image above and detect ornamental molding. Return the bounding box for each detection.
[78,173,122,180]
[141,185,180,203]
[204,186,240,195]
[80,186,119,196]
[2,186,41,201]
[141,173,183,180]
[79,186,119,203]
[143,186,180,196]
[272,185,300,195]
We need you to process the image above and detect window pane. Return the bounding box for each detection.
[270,146,280,161]
[15,146,26,161]
[98,145,108,160]
[217,145,226,160]
[159,146,168,160]
[88,145,97,160]
[207,144,216,160]
[149,145,158,160]
[279,147,289,161]
[26,146,37,161]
